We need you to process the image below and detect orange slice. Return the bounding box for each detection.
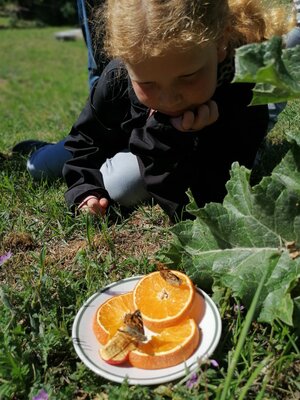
[189,290,206,325]
[133,271,195,330]
[129,318,200,369]
[93,292,134,345]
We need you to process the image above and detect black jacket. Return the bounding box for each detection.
[63,58,269,219]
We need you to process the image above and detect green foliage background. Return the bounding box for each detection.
[1,0,77,25]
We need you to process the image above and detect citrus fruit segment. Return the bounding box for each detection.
[129,318,200,369]
[93,292,134,345]
[133,271,195,330]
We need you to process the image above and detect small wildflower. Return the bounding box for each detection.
[32,389,49,400]
[0,251,12,266]
[186,372,198,389]
[234,304,245,312]
[210,359,219,368]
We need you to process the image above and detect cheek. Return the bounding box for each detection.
[132,83,156,108]
[186,74,217,104]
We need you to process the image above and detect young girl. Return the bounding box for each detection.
[62,0,292,220]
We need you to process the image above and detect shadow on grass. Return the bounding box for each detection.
[0,151,28,174]
[0,151,64,183]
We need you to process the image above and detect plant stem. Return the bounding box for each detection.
[237,355,271,400]
[218,267,269,400]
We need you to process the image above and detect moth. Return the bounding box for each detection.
[156,262,183,287]
[118,309,148,342]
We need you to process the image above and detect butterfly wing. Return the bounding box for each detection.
[119,310,147,342]
[157,262,183,287]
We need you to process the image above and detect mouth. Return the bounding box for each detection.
[159,106,199,118]
[159,110,185,117]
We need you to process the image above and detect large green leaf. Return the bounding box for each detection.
[233,36,300,104]
[164,149,300,326]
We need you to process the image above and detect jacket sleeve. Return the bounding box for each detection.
[63,61,130,208]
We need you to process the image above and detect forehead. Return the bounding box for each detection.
[126,43,217,82]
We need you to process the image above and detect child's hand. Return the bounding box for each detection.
[79,196,109,217]
[170,100,218,132]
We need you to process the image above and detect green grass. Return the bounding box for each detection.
[0,27,299,399]
[0,26,87,148]
[0,16,9,27]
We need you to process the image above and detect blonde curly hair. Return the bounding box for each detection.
[93,0,294,64]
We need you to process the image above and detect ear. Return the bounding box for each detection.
[217,45,227,63]
[217,26,231,63]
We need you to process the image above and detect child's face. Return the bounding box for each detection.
[126,43,223,117]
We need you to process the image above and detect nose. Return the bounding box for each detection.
[158,87,182,109]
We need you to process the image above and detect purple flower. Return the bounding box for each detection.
[210,359,219,368]
[0,251,12,266]
[32,389,48,400]
[234,304,245,312]
[186,372,198,389]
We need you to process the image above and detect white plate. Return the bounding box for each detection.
[72,276,222,385]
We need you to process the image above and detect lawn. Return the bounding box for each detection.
[0,26,299,399]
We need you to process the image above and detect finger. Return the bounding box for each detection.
[99,197,109,209]
[98,197,109,216]
[169,116,184,131]
[86,198,102,215]
[206,100,219,124]
[80,205,90,213]
[194,101,218,130]
[195,104,210,127]
[80,204,99,216]
[181,110,195,130]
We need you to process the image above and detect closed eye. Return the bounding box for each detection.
[181,72,197,78]
[180,68,202,80]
